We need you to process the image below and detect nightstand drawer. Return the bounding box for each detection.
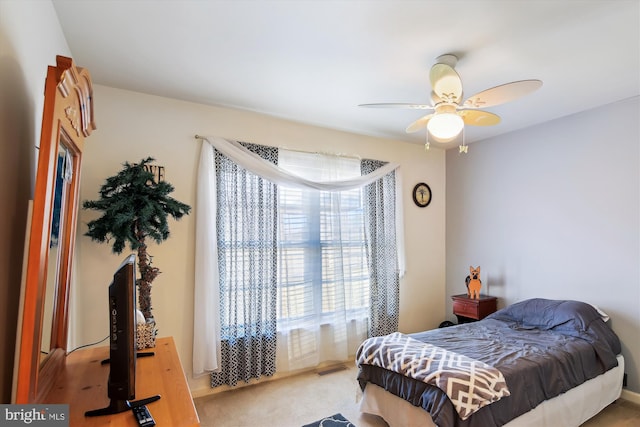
[453,300,480,318]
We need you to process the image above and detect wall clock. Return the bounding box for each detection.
[412,182,432,208]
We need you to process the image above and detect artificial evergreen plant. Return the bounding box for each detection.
[83,157,191,321]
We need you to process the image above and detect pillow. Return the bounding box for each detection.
[487,298,622,368]
[487,298,602,332]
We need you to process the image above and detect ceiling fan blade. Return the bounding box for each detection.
[463,79,542,108]
[405,114,434,133]
[358,103,434,110]
[430,63,463,103]
[459,110,501,126]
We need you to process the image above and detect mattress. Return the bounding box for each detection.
[360,354,624,427]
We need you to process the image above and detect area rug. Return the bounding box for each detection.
[302,413,356,427]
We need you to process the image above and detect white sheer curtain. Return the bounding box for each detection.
[193,136,404,376]
[193,141,220,376]
[275,150,369,371]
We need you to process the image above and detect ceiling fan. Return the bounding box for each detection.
[359,54,542,150]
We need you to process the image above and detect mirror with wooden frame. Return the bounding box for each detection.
[14,56,95,403]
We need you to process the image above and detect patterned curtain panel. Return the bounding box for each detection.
[210,143,279,387]
[361,159,400,337]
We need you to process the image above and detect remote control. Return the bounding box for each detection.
[132,405,156,427]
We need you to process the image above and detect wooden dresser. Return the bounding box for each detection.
[452,294,497,323]
[43,336,200,427]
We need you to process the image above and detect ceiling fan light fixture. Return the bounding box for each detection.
[427,112,464,140]
[359,54,542,145]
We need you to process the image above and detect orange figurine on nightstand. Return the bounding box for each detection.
[465,266,482,299]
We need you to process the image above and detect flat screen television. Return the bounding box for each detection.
[86,254,137,416]
[85,255,160,417]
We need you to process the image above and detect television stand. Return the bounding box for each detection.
[85,395,161,417]
[44,337,199,426]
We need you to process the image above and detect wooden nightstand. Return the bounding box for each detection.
[452,294,497,323]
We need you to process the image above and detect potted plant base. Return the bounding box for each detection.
[137,319,157,350]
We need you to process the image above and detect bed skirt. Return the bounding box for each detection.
[360,354,624,427]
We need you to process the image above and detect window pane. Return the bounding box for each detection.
[277,149,369,324]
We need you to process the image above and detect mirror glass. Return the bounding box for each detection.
[40,143,73,365]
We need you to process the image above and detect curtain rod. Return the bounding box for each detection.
[193,135,361,160]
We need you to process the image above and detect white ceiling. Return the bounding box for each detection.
[52,0,640,149]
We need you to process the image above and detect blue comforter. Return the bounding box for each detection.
[357,298,621,427]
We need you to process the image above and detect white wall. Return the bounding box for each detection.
[446,96,640,392]
[75,85,447,394]
[0,0,71,403]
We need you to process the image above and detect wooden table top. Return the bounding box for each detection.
[43,336,200,427]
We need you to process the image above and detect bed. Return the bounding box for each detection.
[356,298,623,427]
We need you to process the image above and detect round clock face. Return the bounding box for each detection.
[412,182,432,207]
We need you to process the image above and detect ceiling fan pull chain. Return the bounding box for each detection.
[425,131,430,151]
[459,127,468,154]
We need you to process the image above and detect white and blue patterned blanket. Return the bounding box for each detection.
[356,332,510,420]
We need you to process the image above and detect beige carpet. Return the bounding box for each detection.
[194,364,640,427]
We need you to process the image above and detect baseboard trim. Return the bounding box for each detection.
[621,389,640,405]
